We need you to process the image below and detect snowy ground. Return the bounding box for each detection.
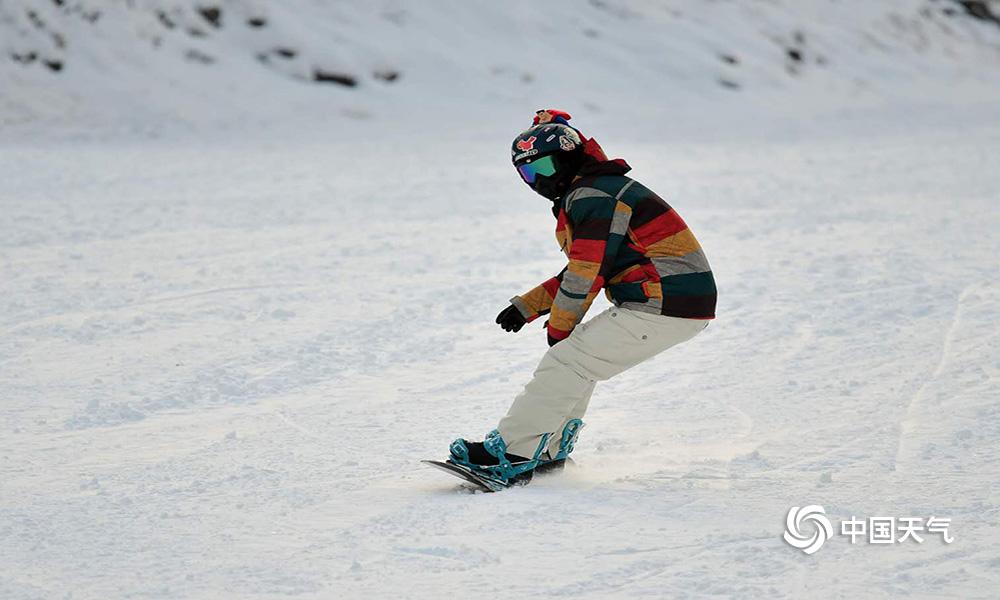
[2,101,998,598]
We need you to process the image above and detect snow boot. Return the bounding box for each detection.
[449,429,552,487]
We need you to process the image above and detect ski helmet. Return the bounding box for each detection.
[511,122,585,202]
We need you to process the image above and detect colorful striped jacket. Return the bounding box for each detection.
[511,159,717,342]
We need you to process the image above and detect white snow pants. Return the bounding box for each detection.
[497,306,709,459]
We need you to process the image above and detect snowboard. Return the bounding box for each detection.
[422,458,571,492]
[421,459,507,492]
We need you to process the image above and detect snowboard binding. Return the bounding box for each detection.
[553,418,584,461]
[446,420,585,488]
[448,430,549,487]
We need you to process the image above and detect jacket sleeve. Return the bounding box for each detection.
[546,191,630,341]
[511,268,566,322]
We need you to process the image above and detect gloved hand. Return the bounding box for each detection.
[496,305,526,333]
[544,320,562,347]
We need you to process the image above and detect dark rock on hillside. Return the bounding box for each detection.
[313,69,357,87]
[198,6,222,28]
[957,0,1000,25]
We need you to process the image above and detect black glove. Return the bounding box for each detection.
[496,305,527,333]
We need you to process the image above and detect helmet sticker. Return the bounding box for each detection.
[559,135,576,151]
[516,136,537,151]
[546,134,556,142]
[514,148,538,162]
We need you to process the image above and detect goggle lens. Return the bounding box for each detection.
[517,154,558,184]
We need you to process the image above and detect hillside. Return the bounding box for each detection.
[2,0,1000,132]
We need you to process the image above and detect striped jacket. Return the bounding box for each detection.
[511,159,717,342]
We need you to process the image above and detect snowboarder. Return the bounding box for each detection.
[446,109,717,488]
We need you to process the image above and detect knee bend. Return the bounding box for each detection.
[545,341,601,383]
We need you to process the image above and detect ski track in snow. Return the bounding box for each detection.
[893,283,974,471]
[1,111,999,599]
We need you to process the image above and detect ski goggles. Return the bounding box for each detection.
[516,154,557,184]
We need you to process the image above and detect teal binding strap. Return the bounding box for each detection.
[482,429,552,482]
[449,438,470,465]
[554,419,585,461]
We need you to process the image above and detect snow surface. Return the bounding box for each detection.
[2,1,1000,599]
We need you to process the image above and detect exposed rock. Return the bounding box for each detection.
[157,11,176,29]
[957,0,1000,26]
[185,48,214,64]
[197,6,221,28]
[10,51,38,64]
[313,68,357,87]
[374,69,400,82]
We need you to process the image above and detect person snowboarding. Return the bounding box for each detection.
[439,109,717,490]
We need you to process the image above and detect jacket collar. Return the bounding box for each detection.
[554,159,632,217]
[576,158,631,178]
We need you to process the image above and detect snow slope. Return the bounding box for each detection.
[2,0,1000,133]
[3,109,1000,598]
[2,2,1000,599]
